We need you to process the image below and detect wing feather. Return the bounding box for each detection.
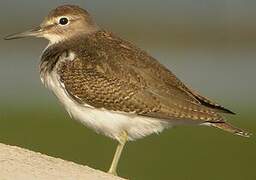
[57,30,230,123]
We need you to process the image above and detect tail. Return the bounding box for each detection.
[210,122,252,138]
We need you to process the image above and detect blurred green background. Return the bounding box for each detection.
[1,1,256,179]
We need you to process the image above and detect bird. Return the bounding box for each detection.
[5,4,251,176]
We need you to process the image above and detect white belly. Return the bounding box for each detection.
[42,69,169,141]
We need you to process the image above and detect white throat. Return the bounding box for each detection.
[43,34,66,45]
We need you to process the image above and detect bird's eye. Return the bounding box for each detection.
[59,17,69,25]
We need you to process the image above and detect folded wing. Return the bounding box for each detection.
[57,31,233,123]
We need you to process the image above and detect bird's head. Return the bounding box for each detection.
[4,5,99,44]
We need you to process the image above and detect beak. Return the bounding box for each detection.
[4,26,43,40]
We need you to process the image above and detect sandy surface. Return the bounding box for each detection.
[0,143,126,180]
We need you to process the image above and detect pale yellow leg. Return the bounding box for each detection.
[108,131,128,175]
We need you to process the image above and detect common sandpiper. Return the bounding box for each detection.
[4,4,251,176]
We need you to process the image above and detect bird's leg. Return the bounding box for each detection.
[108,131,128,176]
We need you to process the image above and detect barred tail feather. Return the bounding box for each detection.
[210,122,252,138]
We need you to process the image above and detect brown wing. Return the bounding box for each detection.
[57,30,232,122]
[58,63,220,122]
[99,31,234,114]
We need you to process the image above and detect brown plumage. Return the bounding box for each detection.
[41,29,250,137]
[5,4,251,175]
